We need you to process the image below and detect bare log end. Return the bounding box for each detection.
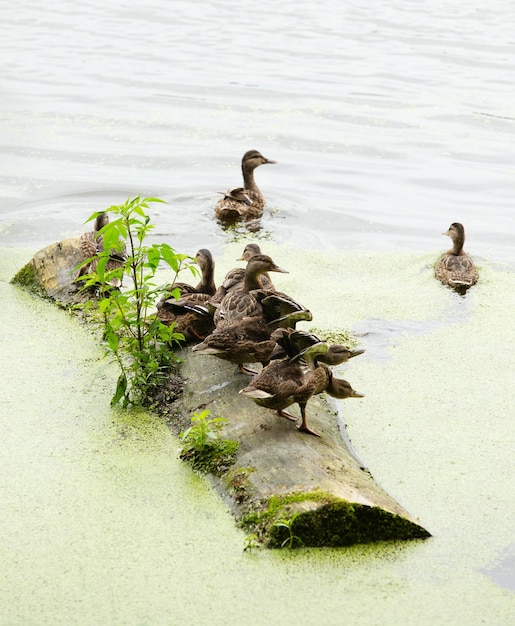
[11,238,83,303]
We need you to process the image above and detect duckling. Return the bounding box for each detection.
[435,222,479,294]
[76,212,126,288]
[156,249,217,341]
[240,342,364,437]
[213,254,288,328]
[215,150,276,221]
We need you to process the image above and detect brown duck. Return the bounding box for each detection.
[76,212,126,288]
[434,222,479,294]
[192,316,277,375]
[156,249,216,341]
[211,243,276,304]
[239,341,364,437]
[212,254,288,328]
[269,328,365,364]
[158,249,216,301]
[215,150,276,221]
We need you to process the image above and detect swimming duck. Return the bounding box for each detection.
[76,212,126,288]
[239,341,364,437]
[215,150,276,221]
[217,187,252,206]
[156,249,217,341]
[213,254,288,328]
[434,222,479,294]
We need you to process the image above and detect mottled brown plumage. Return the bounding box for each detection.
[156,249,216,341]
[240,342,364,437]
[211,243,275,304]
[269,328,364,364]
[192,316,277,374]
[215,150,276,221]
[435,222,479,294]
[213,254,288,328]
[76,212,126,288]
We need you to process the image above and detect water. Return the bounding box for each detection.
[1,1,514,624]
[1,1,514,262]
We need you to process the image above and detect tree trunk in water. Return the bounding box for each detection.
[12,238,431,548]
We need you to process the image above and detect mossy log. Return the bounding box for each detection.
[11,237,83,303]
[13,238,431,548]
[172,350,431,548]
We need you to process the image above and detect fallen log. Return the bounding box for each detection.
[169,349,430,547]
[12,238,431,548]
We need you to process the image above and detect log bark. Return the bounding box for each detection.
[12,238,431,548]
[173,349,430,547]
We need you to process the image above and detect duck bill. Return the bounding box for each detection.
[264,158,277,164]
[269,264,288,274]
[351,390,365,398]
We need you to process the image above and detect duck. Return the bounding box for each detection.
[156,249,217,341]
[212,254,288,328]
[76,212,126,289]
[192,316,277,375]
[158,249,216,302]
[217,187,252,207]
[210,243,275,304]
[269,328,365,365]
[214,150,276,222]
[239,341,364,437]
[434,222,479,294]
[156,297,215,342]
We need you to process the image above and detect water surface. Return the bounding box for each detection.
[1,1,514,624]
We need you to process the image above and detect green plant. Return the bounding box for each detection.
[273,513,304,549]
[179,409,227,453]
[243,533,260,553]
[179,409,239,474]
[76,195,196,407]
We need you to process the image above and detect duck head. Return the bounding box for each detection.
[327,376,364,399]
[246,254,288,276]
[242,150,277,171]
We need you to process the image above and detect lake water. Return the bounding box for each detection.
[1,1,514,624]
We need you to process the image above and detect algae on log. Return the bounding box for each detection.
[12,238,431,548]
[11,237,83,303]
[171,350,431,548]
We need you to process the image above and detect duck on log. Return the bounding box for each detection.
[11,237,431,548]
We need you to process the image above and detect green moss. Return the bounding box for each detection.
[224,466,256,504]
[179,439,239,475]
[241,490,430,549]
[11,261,47,299]
[306,326,359,348]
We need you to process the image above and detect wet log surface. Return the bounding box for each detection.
[12,238,431,548]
